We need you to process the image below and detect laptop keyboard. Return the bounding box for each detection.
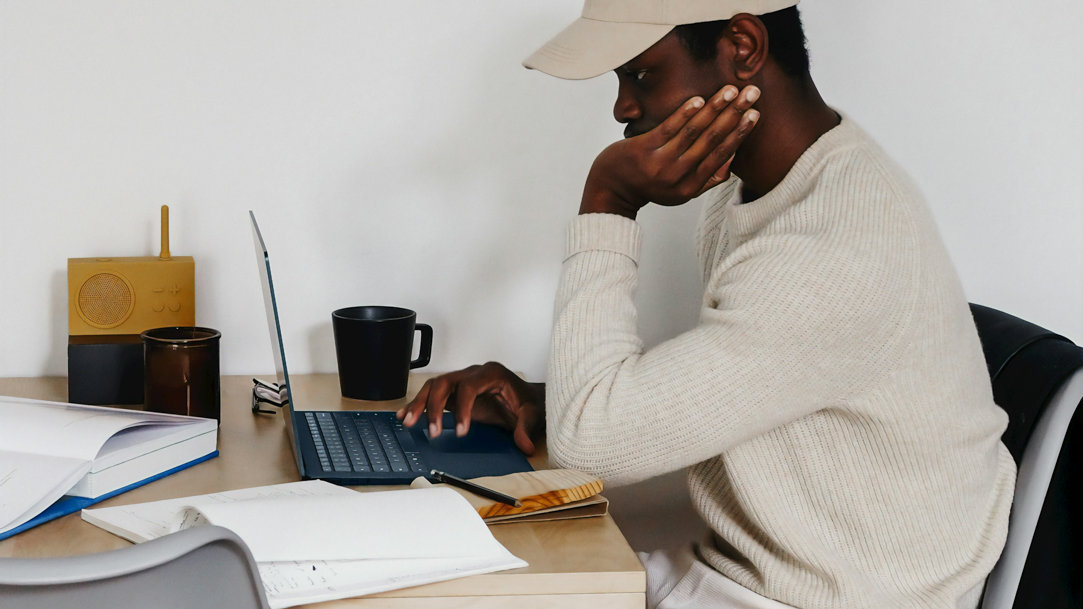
[305,412,427,475]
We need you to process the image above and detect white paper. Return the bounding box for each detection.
[0,397,185,459]
[82,480,528,608]
[83,480,353,542]
[259,553,527,609]
[0,450,89,531]
[186,487,509,562]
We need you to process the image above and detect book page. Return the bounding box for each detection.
[0,450,89,533]
[0,396,191,460]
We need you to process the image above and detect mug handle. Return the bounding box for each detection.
[410,323,433,369]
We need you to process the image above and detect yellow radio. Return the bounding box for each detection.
[68,205,195,336]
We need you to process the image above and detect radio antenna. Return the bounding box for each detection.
[160,205,172,260]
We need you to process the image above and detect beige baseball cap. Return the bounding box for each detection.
[524,0,800,80]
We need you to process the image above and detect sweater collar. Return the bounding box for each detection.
[723,116,862,239]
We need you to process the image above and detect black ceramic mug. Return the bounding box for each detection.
[331,306,433,401]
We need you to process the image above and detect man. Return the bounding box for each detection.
[398,2,1016,607]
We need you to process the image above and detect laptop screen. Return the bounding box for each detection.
[249,210,292,397]
[249,211,306,476]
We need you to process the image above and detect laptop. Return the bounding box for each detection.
[249,211,532,485]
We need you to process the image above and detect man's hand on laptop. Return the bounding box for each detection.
[396,362,545,456]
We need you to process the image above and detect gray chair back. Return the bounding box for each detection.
[0,525,270,609]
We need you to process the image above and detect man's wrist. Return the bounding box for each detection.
[528,382,546,408]
[579,186,640,219]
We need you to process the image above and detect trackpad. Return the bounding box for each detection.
[410,413,532,478]
[412,413,519,453]
[423,426,481,452]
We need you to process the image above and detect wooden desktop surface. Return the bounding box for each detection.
[0,374,645,608]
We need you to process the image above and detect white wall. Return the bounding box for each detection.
[803,1,1083,343]
[2,0,1080,382]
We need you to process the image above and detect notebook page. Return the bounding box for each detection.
[83,480,528,608]
[260,553,528,609]
[185,486,510,562]
[82,480,354,542]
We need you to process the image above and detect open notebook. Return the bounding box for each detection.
[83,480,526,608]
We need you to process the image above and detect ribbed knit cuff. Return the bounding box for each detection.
[564,213,642,263]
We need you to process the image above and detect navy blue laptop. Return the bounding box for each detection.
[249,211,532,485]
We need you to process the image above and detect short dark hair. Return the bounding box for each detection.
[673,7,810,78]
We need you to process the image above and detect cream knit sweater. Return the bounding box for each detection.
[546,118,1016,608]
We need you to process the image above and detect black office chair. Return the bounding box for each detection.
[969,304,1083,609]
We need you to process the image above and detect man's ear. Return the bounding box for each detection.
[717,14,769,82]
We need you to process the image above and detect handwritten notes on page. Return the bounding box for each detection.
[83,480,527,608]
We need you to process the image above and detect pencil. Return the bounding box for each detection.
[429,469,522,508]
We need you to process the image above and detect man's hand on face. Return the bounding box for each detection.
[580,84,760,219]
[396,362,545,456]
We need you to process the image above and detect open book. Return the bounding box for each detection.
[0,395,218,540]
[83,480,527,609]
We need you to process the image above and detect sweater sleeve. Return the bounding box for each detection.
[546,207,916,487]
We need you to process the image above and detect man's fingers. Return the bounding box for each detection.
[425,380,453,436]
[397,380,431,426]
[649,96,707,145]
[512,404,542,456]
[679,85,759,163]
[659,85,741,155]
[691,108,759,193]
[453,383,483,437]
[405,373,460,436]
[694,155,736,198]
[513,424,536,456]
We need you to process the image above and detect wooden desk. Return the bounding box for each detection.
[0,375,645,608]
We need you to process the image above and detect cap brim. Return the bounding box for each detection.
[522,18,674,80]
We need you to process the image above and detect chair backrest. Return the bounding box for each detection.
[969,304,1083,609]
[0,525,270,609]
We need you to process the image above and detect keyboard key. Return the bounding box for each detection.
[305,412,428,476]
[406,452,427,472]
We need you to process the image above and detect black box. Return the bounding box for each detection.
[67,335,144,405]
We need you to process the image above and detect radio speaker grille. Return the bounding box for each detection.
[77,273,134,328]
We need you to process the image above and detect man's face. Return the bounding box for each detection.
[613,32,728,139]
